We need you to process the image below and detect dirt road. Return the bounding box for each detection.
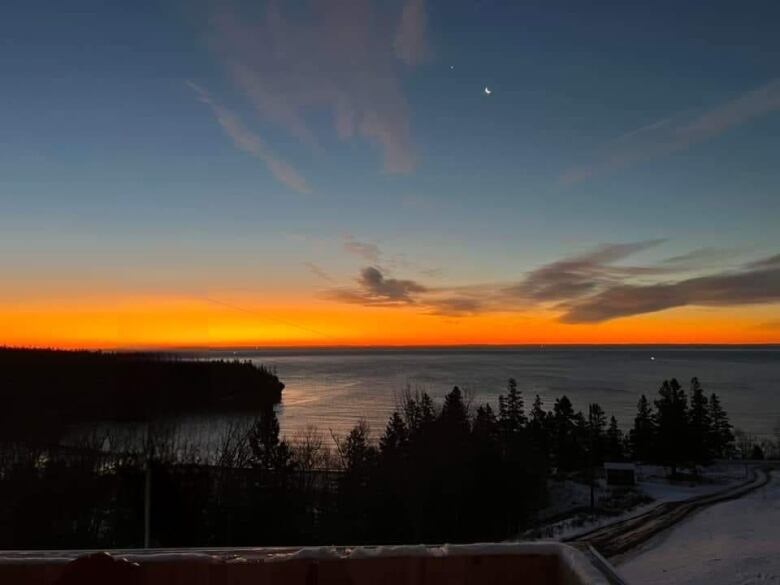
[566,467,770,560]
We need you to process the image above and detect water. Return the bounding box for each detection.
[212,346,780,441]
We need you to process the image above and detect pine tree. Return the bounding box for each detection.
[654,379,689,475]
[687,377,711,464]
[554,396,574,418]
[498,378,526,434]
[530,395,547,429]
[528,395,548,445]
[403,390,437,436]
[472,404,499,443]
[551,396,580,472]
[630,394,656,461]
[380,411,409,455]
[526,394,550,469]
[248,404,293,472]
[588,403,606,435]
[708,393,734,458]
[336,421,379,540]
[441,386,470,434]
[605,416,624,461]
[339,420,378,476]
[418,393,437,428]
[587,403,607,464]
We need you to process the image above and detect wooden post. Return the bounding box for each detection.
[144,460,151,548]
[144,423,152,548]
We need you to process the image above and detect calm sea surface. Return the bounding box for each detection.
[200,346,780,440]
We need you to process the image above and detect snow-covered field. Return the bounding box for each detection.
[636,464,751,502]
[618,471,780,585]
[526,464,749,541]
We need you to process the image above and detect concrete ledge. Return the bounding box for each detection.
[0,542,614,585]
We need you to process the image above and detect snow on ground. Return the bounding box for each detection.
[618,471,780,585]
[526,464,749,541]
[636,463,750,502]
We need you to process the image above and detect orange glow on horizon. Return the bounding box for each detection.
[1,295,778,350]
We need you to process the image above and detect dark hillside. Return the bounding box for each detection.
[0,347,283,439]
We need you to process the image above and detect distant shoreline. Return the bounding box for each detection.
[43,343,780,353]
[174,345,780,358]
[5,343,780,353]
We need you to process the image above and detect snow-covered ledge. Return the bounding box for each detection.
[0,542,615,585]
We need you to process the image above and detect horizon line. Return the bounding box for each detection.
[5,342,779,353]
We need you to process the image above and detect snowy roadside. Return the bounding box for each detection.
[523,464,750,542]
[617,470,779,585]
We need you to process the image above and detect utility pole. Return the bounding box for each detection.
[144,460,151,548]
[144,424,151,548]
[588,404,596,515]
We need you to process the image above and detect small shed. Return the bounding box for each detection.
[604,462,636,486]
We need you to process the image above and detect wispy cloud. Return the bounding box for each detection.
[187,82,311,194]
[510,243,780,322]
[426,295,485,316]
[304,262,335,283]
[394,0,428,66]
[660,247,739,269]
[560,254,780,323]
[327,265,483,315]
[342,235,382,263]
[329,266,427,306]
[507,240,667,302]
[562,78,780,184]
[325,242,780,324]
[211,0,427,174]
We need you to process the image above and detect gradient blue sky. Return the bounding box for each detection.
[1,0,779,346]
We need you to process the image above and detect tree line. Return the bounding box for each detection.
[0,374,747,549]
[630,377,736,473]
[0,348,283,440]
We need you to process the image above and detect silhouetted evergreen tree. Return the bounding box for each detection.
[469,403,504,540]
[498,378,527,434]
[246,405,299,543]
[404,390,437,437]
[495,381,543,535]
[527,394,550,466]
[374,411,412,543]
[708,393,735,458]
[550,396,581,472]
[587,403,607,464]
[248,405,294,473]
[441,386,470,435]
[654,379,689,474]
[340,421,377,475]
[530,394,547,429]
[335,421,378,541]
[433,387,475,539]
[687,377,711,464]
[472,404,499,443]
[380,411,409,455]
[605,416,624,461]
[630,394,656,461]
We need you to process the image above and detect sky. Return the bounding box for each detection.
[1,0,779,348]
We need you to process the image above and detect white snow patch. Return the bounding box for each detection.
[618,471,780,585]
[636,464,749,503]
[527,464,750,542]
